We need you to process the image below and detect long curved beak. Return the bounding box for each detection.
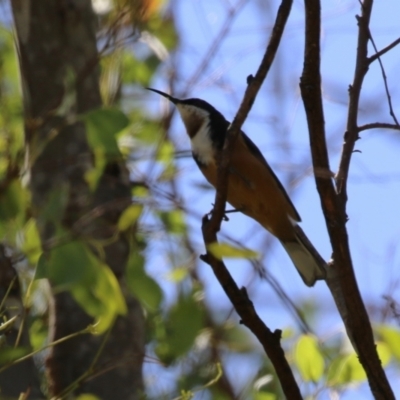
[146,87,179,104]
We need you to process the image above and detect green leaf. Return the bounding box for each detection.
[83,108,130,155]
[41,184,69,225]
[376,324,400,362]
[117,204,143,231]
[158,209,186,235]
[166,266,188,283]
[156,292,203,363]
[76,395,101,400]
[36,240,126,333]
[376,340,391,367]
[126,252,163,311]
[0,180,27,221]
[21,218,42,265]
[85,147,106,191]
[121,53,161,86]
[254,393,277,400]
[294,334,324,382]
[149,16,178,51]
[72,261,127,333]
[328,342,391,387]
[208,242,259,260]
[0,347,30,366]
[156,140,174,164]
[130,113,162,144]
[29,319,48,351]
[36,241,95,290]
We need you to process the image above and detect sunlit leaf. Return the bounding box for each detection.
[253,393,277,400]
[158,209,186,235]
[294,334,324,382]
[72,261,127,333]
[166,267,188,283]
[156,140,174,164]
[376,340,391,367]
[376,324,400,362]
[29,319,48,351]
[85,147,106,191]
[21,218,42,264]
[117,204,143,231]
[76,394,101,400]
[208,242,259,260]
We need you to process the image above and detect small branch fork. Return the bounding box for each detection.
[201,1,303,398]
[300,0,395,399]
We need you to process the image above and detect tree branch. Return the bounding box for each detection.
[368,37,400,64]
[336,3,372,200]
[207,0,294,233]
[368,32,400,126]
[201,1,302,396]
[358,122,400,132]
[300,1,395,398]
[200,216,302,400]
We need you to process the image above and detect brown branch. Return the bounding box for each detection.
[300,1,395,399]
[201,1,301,397]
[358,122,400,132]
[200,216,302,400]
[368,37,400,64]
[336,4,372,200]
[207,0,294,233]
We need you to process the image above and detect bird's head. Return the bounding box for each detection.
[147,88,227,139]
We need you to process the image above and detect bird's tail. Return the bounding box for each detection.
[280,225,326,287]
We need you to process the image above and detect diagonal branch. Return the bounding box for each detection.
[207,0,294,233]
[336,3,373,200]
[200,216,302,400]
[368,37,400,64]
[368,32,400,126]
[202,1,302,397]
[300,1,395,399]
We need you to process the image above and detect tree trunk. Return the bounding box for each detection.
[10,1,145,398]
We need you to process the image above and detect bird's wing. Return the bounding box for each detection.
[240,132,301,222]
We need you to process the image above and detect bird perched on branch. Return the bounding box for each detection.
[148,88,326,286]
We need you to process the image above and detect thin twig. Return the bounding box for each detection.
[358,122,400,132]
[367,32,400,126]
[184,0,248,93]
[336,8,372,199]
[368,37,400,64]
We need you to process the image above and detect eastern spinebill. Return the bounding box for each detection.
[148,88,327,286]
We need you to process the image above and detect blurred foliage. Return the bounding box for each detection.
[0,1,399,399]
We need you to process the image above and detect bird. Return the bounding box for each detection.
[147,87,326,286]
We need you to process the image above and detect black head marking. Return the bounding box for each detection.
[148,88,230,147]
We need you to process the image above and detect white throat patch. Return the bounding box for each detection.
[176,104,214,165]
[190,119,214,165]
